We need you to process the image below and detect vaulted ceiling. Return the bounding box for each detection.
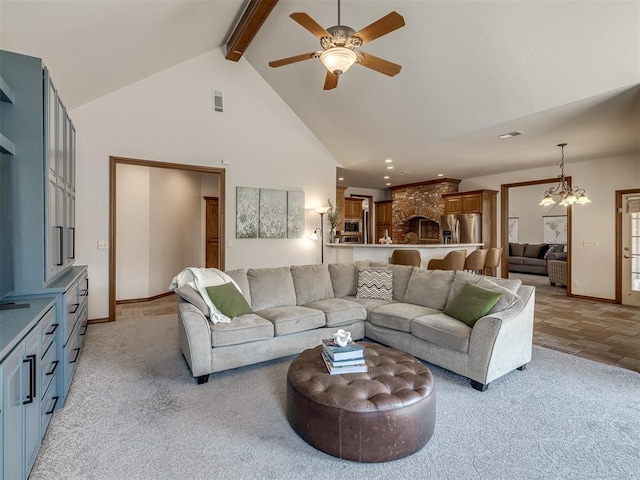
[2,1,638,189]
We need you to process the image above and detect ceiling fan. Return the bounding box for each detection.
[268,0,405,90]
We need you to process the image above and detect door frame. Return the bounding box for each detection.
[108,156,226,322]
[615,188,640,303]
[500,177,572,296]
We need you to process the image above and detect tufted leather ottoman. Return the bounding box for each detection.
[286,342,436,462]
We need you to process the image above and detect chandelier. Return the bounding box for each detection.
[539,143,591,206]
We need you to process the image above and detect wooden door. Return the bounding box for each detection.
[205,197,219,269]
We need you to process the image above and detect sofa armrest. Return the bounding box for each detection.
[466,286,535,384]
[178,300,212,377]
[547,251,567,261]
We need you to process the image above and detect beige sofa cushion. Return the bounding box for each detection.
[224,269,251,306]
[411,313,472,353]
[291,264,334,305]
[369,303,440,333]
[255,306,325,336]
[247,267,296,311]
[210,314,274,347]
[403,269,455,310]
[303,298,367,327]
[328,263,358,298]
[446,271,522,314]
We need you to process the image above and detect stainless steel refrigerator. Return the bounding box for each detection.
[440,214,482,244]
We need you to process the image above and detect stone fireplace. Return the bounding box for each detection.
[390,179,460,244]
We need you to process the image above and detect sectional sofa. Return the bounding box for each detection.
[176,262,535,391]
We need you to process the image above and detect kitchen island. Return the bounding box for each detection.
[325,243,483,267]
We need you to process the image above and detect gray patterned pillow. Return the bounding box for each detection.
[356,267,393,301]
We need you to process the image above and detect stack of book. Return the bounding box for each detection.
[321,338,367,374]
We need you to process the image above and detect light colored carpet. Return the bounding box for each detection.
[31,314,640,480]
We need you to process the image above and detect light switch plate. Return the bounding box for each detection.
[583,240,598,247]
[97,240,108,250]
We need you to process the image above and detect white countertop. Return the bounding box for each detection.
[324,243,482,264]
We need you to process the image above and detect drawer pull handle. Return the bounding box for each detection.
[46,360,59,376]
[70,347,81,364]
[69,303,80,314]
[45,323,59,335]
[80,325,88,336]
[80,289,88,296]
[23,355,37,404]
[46,396,59,415]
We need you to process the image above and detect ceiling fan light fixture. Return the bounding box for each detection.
[320,47,357,75]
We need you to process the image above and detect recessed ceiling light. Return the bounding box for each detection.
[498,131,525,139]
[386,182,392,186]
[384,159,393,163]
[386,166,394,170]
[383,175,390,179]
[437,173,444,177]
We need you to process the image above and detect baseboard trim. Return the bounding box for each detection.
[116,291,174,305]
[568,293,616,304]
[88,317,112,324]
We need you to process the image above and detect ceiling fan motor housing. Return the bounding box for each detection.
[321,25,361,50]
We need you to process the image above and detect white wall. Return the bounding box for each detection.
[148,168,202,297]
[461,153,640,300]
[509,183,567,244]
[116,164,150,300]
[73,47,338,318]
[116,166,203,301]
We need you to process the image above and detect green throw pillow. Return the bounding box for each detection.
[205,282,252,320]
[443,283,503,327]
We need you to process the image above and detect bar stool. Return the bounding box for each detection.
[427,250,467,271]
[390,249,421,267]
[484,247,503,276]
[464,249,488,274]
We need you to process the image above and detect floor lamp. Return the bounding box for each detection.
[314,206,330,263]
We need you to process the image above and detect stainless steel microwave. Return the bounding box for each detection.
[343,219,362,233]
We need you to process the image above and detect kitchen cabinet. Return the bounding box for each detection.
[335,186,347,232]
[0,50,77,292]
[1,298,57,480]
[442,190,498,249]
[344,198,363,219]
[375,200,393,242]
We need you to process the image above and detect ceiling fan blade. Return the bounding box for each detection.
[358,52,402,76]
[323,71,339,90]
[290,12,332,38]
[353,11,405,45]
[269,52,316,68]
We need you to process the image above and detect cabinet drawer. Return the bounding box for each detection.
[64,283,81,345]
[78,303,88,349]
[40,306,58,355]
[64,319,81,394]
[41,339,58,395]
[41,374,59,435]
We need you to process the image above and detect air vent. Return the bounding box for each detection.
[497,131,525,139]
[212,90,223,113]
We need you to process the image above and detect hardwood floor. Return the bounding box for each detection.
[512,273,639,373]
[117,278,640,373]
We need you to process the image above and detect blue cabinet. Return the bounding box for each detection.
[0,298,56,480]
[0,50,77,292]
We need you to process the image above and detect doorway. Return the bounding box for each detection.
[500,178,572,296]
[204,197,219,269]
[108,156,226,322]
[616,189,640,306]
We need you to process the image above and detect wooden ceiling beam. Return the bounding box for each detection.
[225,0,279,62]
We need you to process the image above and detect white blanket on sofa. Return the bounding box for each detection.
[169,267,239,324]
